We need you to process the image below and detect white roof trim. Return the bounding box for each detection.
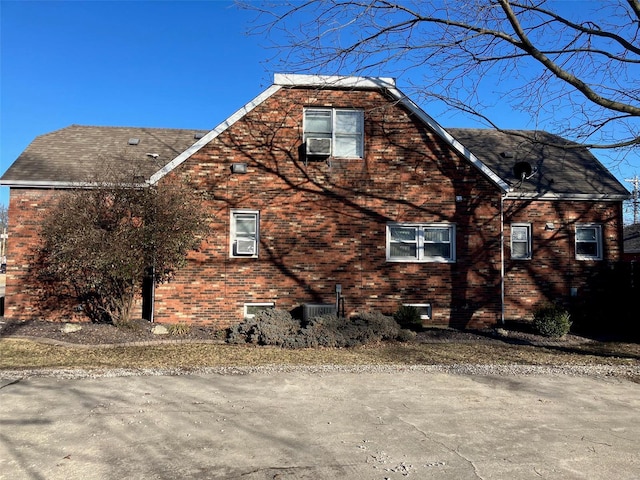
[274,73,396,90]
[147,73,509,192]
[504,191,630,201]
[384,86,511,193]
[149,84,283,185]
[0,180,147,189]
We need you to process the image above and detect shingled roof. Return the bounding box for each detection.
[448,129,630,199]
[624,223,640,254]
[0,125,208,187]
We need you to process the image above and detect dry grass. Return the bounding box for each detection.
[1,338,638,372]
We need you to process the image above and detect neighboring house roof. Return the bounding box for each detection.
[449,129,630,200]
[624,223,640,253]
[0,125,207,187]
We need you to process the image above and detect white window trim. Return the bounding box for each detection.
[386,223,456,263]
[575,223,603,261]
[511,223,532,260]
[403,303,432,320]
[303,107,364,159]
[230,209,259,258]
[244,302,275,319]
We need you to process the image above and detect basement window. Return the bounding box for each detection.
[244,303,275,319]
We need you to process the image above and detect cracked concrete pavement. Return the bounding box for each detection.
[0,369,639,479]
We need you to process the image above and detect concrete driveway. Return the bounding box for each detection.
[0,368,638,479]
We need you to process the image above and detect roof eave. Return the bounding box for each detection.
[504,191,630,201]
[384,87,511,193]
[149,84,283,185]
[0,180,148,189]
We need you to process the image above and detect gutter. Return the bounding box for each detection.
[500,194,506,325]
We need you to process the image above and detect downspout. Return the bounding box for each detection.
[500,193,506,325]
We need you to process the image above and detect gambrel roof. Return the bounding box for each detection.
[0,74,630,201]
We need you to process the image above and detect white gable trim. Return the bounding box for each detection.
[274,73,397,90]
[149,84,283,185]
[383,87,511,193]
[149,73,510,192]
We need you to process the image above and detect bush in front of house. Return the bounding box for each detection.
[393,305,423,331]
[227,309,415,348]
[533,303,572,338]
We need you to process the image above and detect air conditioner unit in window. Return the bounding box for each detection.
[306,137,332,156]
[235,239,256,255]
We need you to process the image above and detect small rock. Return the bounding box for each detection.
[61,323,82,334]
[152,325,169,335]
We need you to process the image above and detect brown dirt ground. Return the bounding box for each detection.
[0,317,594,347]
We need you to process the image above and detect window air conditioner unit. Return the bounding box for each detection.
[306,137,332,156]
[235,239,256,255]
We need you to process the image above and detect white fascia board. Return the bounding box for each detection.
[504,191,630,201]
[0,180,147,189]
[149,84,283,185]
[0,180,83,188]
[386,87,511,193]
[275,73,396,90]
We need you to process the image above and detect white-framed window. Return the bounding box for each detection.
[575,223,603,260]
[244,302,275,319]
[386,223,456,263]
[230,210,259,258]
[303,108,364,158]
[511,223,532,260]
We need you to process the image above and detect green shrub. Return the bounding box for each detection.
[227,309,415,348]
[393,305,423,331]
[533,304,572,338]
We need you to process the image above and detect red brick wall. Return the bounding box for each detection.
[5,188,143,322]
[3,85,626,330]
[152,87,504,329]
[503,199,624,321]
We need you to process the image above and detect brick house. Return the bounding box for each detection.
[0,74,630,329]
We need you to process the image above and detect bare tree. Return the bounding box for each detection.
[247,0,640,153]
[0,203,7,231]
[36,157,209,325]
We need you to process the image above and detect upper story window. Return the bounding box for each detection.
[386,223,456,263]
[230,210,259,258]
[303,108,364,158]
[575,224,603,260]
[511,223,532,260]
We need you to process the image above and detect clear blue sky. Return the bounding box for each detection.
[1,0,638,221]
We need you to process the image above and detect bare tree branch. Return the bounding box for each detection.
[243,0,640,153]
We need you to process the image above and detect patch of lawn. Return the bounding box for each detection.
[1,338,638,372]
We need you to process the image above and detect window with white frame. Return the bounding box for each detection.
[244,303,275,319]
[575,224,603,260]
[230,210,259,258]
[511,223,532,259]
[386,223,456,262]
[303,108,364,158]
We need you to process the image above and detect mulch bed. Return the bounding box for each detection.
[0,318,590,347]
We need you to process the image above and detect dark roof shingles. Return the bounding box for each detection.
[1,125,208,184]
[448,128,630,197]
